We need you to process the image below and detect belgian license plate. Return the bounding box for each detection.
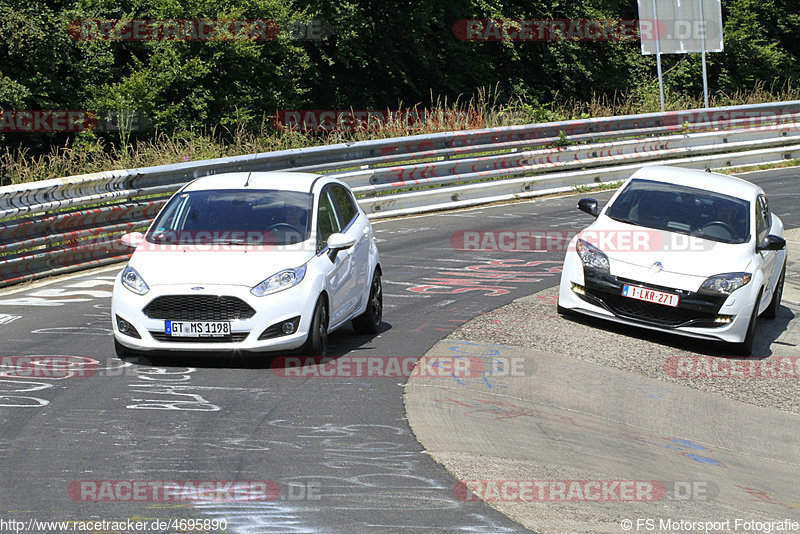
[165,321,231,337]
[622,284,680,307]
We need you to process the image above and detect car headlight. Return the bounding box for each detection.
[251,265,307,297]
[698,272,752,296]
[576,239,610,273]
[121,266,149,295]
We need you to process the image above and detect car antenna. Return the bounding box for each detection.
[244,172,252,187]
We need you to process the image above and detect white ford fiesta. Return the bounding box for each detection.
[111,171,382,358]
[557,166,787,355]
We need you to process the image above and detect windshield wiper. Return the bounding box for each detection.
[208,238,249,245]
[608,214,642,226]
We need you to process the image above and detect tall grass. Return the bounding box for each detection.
[2,81,797,186]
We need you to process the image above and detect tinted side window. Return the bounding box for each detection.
[329,184,358,229]
[756,195,770,244]
[317,189,341,252]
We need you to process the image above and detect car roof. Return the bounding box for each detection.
[181,171,325,193]
[629,166,762,200]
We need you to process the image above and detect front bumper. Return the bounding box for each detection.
[580,269,728,328]
[111,276,317,353]
[557,253,755,343]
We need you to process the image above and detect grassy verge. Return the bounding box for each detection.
[715,159,800,175]
[1,82,798,186]
[572,180,624,193]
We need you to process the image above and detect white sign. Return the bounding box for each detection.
[638,0,723,54]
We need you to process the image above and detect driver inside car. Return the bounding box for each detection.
[261,204,309,245]
[283,204,308,230]
[711,201,748,242]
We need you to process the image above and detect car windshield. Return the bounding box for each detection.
[606,179,751,244]
[146,189,313,246]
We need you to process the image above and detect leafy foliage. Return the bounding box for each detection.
[0,0,797,156]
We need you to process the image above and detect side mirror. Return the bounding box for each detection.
[326,232,356,261]
[578,198,599,218]
[757,234,786,252]
[120,232,144,249]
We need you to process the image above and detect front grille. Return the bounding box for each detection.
[587,291,719,327]
[143,295,255,321]
[150,332,249,343]
[581,268,726,328]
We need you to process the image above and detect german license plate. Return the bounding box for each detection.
[622,284,679,307]
[165,321,231,337]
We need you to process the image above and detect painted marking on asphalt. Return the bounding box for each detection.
[248,420,519,532]
[30,288,112,298]
[31,326,112,336]
[64,278,116,288]
[406,259,562,296]
[0,264,121,297]
[0,314,21,325]
[126,367,221,412]
[0,276,116,306]
[437,395,726,467]
[0,379,52,408]
[0,297,91,307]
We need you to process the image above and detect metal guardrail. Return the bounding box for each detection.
[1,101,799,288]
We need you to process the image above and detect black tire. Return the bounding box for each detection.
[733,292,761,356]
[352,271,382,334]
[762,262,786,320]
[301,297,329,356]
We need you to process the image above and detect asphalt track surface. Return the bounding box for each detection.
[0,168,797,533]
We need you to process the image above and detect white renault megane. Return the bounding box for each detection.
[557,166,787,355]
[111,171,382,358]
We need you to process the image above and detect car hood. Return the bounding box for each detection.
[578,217,753,290]
[128,244,316,287]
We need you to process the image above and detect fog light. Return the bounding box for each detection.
[571,283,586,295]
[258,316,301,340]
[116,315,141,339]
[714,315,733,324]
